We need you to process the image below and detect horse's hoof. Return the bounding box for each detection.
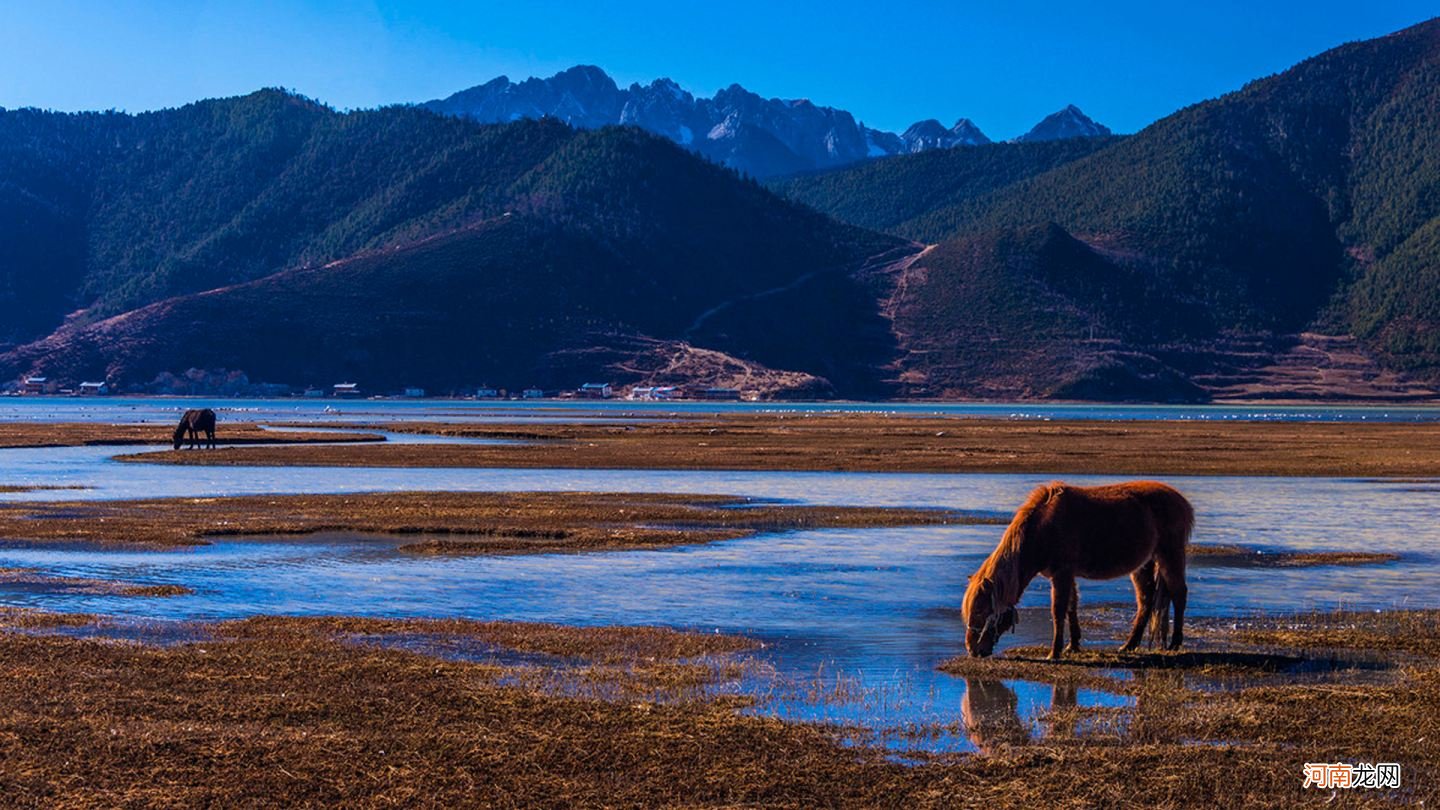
[1065,643,1082,654]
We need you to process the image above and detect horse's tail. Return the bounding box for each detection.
[1150,486,1191,647]
[1149,572,1171,647]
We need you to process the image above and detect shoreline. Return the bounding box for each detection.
[95,414,1440,477]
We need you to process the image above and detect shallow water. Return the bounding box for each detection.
[0,468,1435,752]
[0,405,1436,752]
[4,396,1440,425]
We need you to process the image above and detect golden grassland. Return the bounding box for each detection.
[0,609,1433,806]
[0,490,976,548]
[108,413,1440,477]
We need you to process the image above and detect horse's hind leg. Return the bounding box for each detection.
[1120,561,1156,652]
[1065,586,1082,653]
[206,428,215,449]
[1158,554,1188,650]
[1048,574,1075,660]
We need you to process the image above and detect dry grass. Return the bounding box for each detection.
[394,527,743,555]
[0,422,381,448]
[0,614,947,807]
[0,609,1434,806]
[934,609,1440,806]
[1188,543,1401,567]
[0,490,974,548]
[0,567,193,597]
[1227,608,1440,657]
[0,485,88,494]
[114,413,1440,476]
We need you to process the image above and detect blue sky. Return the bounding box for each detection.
[0,1,1434,139]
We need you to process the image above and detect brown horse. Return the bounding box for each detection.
[172,408,217,450]
[962,481,1193,659]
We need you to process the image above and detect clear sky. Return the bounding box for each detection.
[1,1,1435,139]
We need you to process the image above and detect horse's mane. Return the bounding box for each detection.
[971,483,1064,607]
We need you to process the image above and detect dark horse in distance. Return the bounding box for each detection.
[173,408,217,450]
[962,481,1193,659]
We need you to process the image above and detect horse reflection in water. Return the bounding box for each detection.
[959,678,1080,755]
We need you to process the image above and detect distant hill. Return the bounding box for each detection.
[1013,105,1111,142]
[921,17,1440,351]
[0,96,902,396]
[424,66,1107,178]
[775,17,1440,395]
[768,137,1119,235]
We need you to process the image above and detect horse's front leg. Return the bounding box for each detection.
[1048,574,1074,660]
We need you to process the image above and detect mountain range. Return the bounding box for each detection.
[1,18,1438,401]
[773,17,1440,400]
[423,66,1108,178]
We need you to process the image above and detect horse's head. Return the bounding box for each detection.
[172,423,186,450]
[963,575,1018,658]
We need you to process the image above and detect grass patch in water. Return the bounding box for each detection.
[1189,543,1400,567]
[116,413,1440,477]
[0,568,193,597]
[0,491,966,549]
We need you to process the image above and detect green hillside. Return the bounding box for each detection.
[768,137,1116,235]
[919,19,1440,350]
[0,94,900,394]
[778,18,1440,381]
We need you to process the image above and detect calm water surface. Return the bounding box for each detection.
[4,396,1440,424]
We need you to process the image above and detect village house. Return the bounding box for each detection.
[475,386,500,398]
[333,382,362,397]
[21,376,50,395]
[522,387,545,399]
[578,383,613,399]
[628,386,681,401]
[77,381,109,396]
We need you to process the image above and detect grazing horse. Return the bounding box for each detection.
[962,481,1193,659]
[172,408,217,450]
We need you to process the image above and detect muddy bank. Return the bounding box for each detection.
[0,490,977,548]
[122,415,1440,477]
